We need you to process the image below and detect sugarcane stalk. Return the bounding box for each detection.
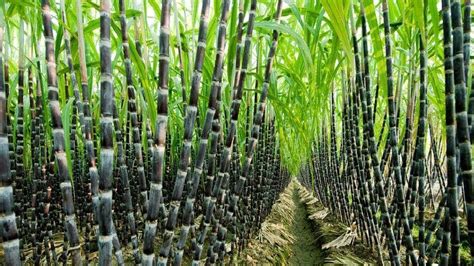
[217,0,283,261]
[75,0,101,260]
[199,0,258,262]
[141,0,171,263]
[97,0,121,263]
[450,0,474,260]
[0,13,21,266]
[156,0,211,264]
[352,3,383,262]
[16,21,25,238]
[117,0,140,263]
[174,0,230,265]
[40,0,82,264]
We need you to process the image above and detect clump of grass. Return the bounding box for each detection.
[460,241,472,264]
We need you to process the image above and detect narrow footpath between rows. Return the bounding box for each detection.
[287,184,324,265]
[239,180,377,265]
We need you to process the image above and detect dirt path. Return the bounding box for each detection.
[287,184,324,265]
[240,181,325,264]
[240,180,377,265]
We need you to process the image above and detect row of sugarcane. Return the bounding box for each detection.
[299,0,473,265]
[0,0,290,264]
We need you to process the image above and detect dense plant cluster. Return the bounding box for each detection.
[300,0,473,265]
[3,0,474,265]
[0,0,290,264]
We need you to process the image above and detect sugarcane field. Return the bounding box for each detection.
[1,0,474,265]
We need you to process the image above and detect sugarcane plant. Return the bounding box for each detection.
[1,0,473,265]
[299,0,473,265]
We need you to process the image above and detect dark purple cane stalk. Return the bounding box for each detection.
[40,0,82,264]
